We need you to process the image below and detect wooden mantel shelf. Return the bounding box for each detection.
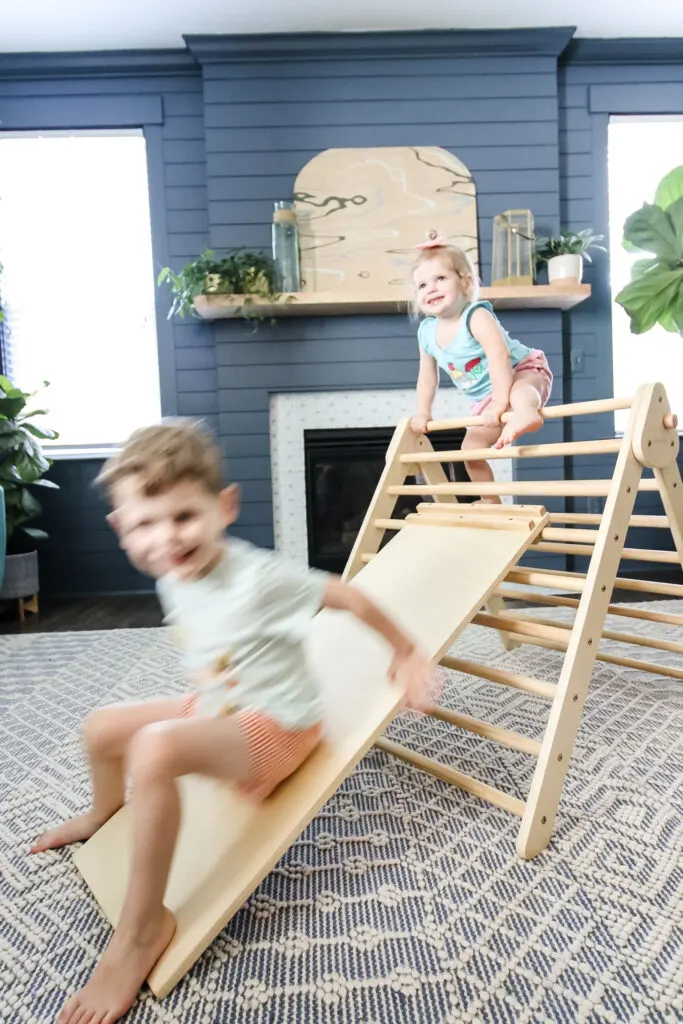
[193,284,591,320]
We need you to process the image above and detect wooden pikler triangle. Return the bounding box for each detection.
[73,382,682,997]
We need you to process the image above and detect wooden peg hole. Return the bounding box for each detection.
[541,816,547,824]
[558,753,563,762]
[572,694,578,702]
[587,638,593,646]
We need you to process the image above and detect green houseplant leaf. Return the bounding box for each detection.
[653,165,683,211]
[0,376,59,550]
[621,204,681,263]
[616,165,683,338]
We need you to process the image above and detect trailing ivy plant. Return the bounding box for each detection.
[615,166,683,335]
[0,376,59,553]
[535,229,606,265]
[157,248,282,320]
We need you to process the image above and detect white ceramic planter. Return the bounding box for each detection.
[547,253,583,285]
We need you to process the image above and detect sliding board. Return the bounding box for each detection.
[73,507,547,999]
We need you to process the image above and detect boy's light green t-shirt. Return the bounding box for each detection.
[156,538,329,728]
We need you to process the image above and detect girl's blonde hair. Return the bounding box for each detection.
[410,243,480,315]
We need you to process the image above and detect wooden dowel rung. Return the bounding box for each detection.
[533,541,681,564]
[473,611,568,644]
[417,502,548,518]
[548,513,670,529]
[440,654,556,699]
[496,587,683,628]
[426,396,633,433]
[502,631,683,682]
[503,611,683,656]
[508,565,683,598]
[400,437,622,464]
[407,513,537,532]
[542,527,599,543]
[373,518,405,530]
[425,704,541,756]
[388,480,659,498]
[375,738,526,816]
[506,568,586,592]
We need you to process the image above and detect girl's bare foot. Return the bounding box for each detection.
[495,408,543,448]
[30,811,108,853]
[471,497,502,506]
[57,907,176,1024]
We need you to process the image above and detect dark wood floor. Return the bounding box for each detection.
[0,594,163,633]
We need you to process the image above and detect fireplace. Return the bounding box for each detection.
[304,426,470,573]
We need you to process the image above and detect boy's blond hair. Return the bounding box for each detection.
[411,243,480,314]
[96,419,224,499]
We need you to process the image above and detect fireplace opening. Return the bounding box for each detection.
[304,426,470,573]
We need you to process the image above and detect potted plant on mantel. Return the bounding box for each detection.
[157,247,282,321]
[615,165,683,336]
[0,375,59,620]
[535,229,606,285]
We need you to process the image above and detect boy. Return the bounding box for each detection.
[31,419,433,1024]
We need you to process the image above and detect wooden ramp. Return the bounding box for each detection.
[73,507,546,999]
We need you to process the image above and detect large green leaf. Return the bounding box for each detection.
[30,477,59,488]
[19,487,42,518]
[614,266,683,334]
[23,526,48,540]
[622,203,681,262]
[665,195,683,247]
[654,165,683,211]
[21,422,58,441]
[0,396,27,419]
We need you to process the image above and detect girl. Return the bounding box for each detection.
[409,234,553,503]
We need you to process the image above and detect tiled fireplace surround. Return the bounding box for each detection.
[269,388,513,567]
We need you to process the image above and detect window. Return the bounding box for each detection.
[0,130,161,454]
[607,116,683,432]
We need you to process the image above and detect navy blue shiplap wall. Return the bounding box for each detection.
[559,46,683,573]
[0,57,213,593]
[186,31,571,567]
[2,33,681,595]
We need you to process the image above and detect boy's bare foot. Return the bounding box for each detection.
[30,811,108,853]
[57,906,176,1024]
[472,497,503,506]
[495,408,543,448]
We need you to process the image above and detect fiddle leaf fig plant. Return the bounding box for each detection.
[0,376,59,550]
[615,165,683,335]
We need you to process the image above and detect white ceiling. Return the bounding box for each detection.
[3,0,683,53]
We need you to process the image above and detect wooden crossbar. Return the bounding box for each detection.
[439,655,556,699]
[502,611,683,655]
[417,505,671,531]
[506,565,683,598]
[496,587,683,628]
[388,479,660,498]
[426,395,635,432]
[375,738,526,816]
[500,630,683,682]
[400,437,622,464]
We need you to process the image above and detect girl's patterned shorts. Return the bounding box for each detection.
[179,693,323,802]
[469,348,553,416]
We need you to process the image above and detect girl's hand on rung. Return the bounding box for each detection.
[410,414,430,434]
[480,405,506,429]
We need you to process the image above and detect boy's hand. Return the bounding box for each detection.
[388,646,440,712]
[410,413,430,435]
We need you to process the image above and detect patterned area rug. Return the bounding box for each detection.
[1,604,682,1024]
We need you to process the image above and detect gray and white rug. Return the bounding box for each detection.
[1,603,682,1023]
